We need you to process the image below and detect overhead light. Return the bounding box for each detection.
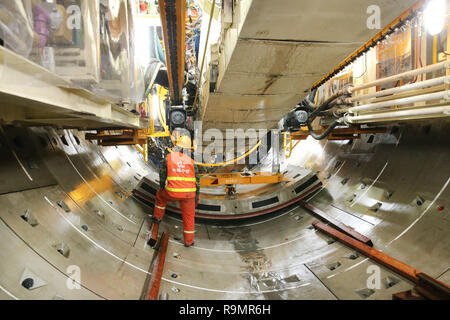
[424,0,447,36]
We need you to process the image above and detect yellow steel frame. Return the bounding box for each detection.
[85,130,148,145]
[283,126,387,158]
[86,87,171,163]
[200,172,285,188]
[146,86,171,138]
[86,86,171,162]
[134,143,148,163]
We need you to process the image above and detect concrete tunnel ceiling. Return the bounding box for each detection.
[0,0,449,303]
[202,0,418,134]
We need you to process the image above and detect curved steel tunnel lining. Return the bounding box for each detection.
[0,126,154,299]
[0,120,448,300]
[301,122,450,255]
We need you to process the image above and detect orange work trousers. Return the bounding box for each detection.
[153,189,196,245]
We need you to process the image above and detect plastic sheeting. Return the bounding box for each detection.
[376,19,413,90]
[0,0,147,104]
[0,1,34,57]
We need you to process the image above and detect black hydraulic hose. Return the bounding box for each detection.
[307,119,340,140]
[294,87,350,140]
[306,98,333,119]
[320,91,342,107]
[305,86,352,115]
[295,105,313,114]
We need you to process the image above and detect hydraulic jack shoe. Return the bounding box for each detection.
[147,217,161,247]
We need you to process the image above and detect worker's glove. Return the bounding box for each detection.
[195,194,199,207]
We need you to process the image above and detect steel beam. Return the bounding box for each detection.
[313,220,419,282]
[300,201,373,246]
[200,172,285,188]
[85,130,148,146]
[146,232,170,300]
[313,220,450,299]
[289,126,387,141]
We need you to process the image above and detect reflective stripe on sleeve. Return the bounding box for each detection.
[155,205,166,210]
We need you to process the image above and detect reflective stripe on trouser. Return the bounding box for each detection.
[153,190,168,220]
[154,189,196,245]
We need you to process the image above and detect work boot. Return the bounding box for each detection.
[147,217,161,247]
[151,216,161,224]
[184,242,194,248]
[148,238,157,247]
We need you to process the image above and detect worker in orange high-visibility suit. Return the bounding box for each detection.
[149,135,200,247]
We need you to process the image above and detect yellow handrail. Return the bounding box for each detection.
[283,132,300,159]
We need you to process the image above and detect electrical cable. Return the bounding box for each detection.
[301,92,348,140]
[353,53,367,79]
[306,119,341,140]
[192,0,216,109]
[195,141,262,167]
[158,101,263,167]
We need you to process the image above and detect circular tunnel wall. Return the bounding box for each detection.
[0,120,448,300]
